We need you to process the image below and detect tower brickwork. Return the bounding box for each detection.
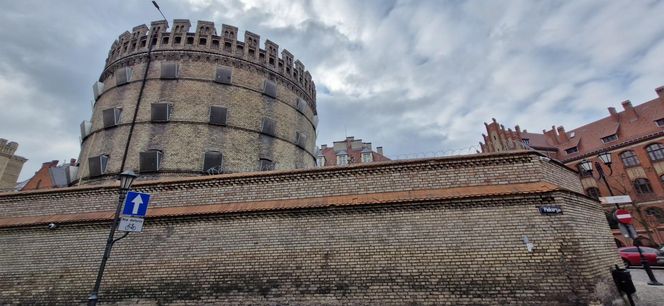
[0,138,27,191]
[78,19,317,184]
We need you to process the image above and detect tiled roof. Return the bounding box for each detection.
[0,182,561,228]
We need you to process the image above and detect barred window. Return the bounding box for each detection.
[585,187,600,200]
[160,62,179,79]
[263,80,277,98]
[140,150,163,173]
[88,155,109,177]
[151,103,172,122]
[209,106,227,126]
[620,150,640,167]
[115,67,132,86]
[203,151,223,174]
[633,178,653,194]
[646,143,664,161]
[259,158,275,171]
[214,66,232,84]
[102,108,122,128]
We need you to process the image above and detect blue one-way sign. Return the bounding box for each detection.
[122,191,151,217]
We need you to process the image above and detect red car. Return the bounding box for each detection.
[618,247,664,266]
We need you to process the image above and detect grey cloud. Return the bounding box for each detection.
[1,0,663,181]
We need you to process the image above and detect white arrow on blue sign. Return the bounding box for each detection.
[122,191,151,217]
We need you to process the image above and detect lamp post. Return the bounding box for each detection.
[87,170,138,305]
[580,153,662,286]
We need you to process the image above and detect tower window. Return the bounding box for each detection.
[263,80,277,98]
[88,154,109,177]
[199,38,207,45]
[162,36,169,45]
[115,67,132,86]
[102,108,122,128]
[160,62,179,79]
[296,132,307,149]
[140,150,163,172]
[214,66,232,84]
[209,106,228,126]
[259,158,275,171]
[151,103,172,122]
[261,117,276,136]
[212,40,220,49]
[203,151,223,174]
[296,98,307,113]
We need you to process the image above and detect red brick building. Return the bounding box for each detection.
[480,85,664,247]
[317,136,390,167]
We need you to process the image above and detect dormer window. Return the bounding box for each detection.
[316,154,325,167]
[361,148,373,163]
[521,139,529,146]
[565,146,578,154]
[336,151,349,166]
[601,134,618,143]
[656,118,664,127]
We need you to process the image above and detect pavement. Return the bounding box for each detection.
[623,267,664,306]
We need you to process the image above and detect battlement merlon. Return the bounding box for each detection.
[102,19,315,99]
[0,139,19,156]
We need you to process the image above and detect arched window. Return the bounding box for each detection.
[646,143,664,161]
[586,187,600,199]
[633,178,653,194]
[620,150,640,167]
[645,207,664,223]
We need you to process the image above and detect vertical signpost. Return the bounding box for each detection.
[614,209,662,286]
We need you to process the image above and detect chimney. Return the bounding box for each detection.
[376,146,384,155]
[656,86,664,98]
[557,126,569,143]
[346,136,354,141]
[608,107,619,120]
[515,125,521,133]
[321,144,327,150]
[621,100,638,120]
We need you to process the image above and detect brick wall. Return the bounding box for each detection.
[0,152,622,305]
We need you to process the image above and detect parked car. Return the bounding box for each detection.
[618,247,664,266]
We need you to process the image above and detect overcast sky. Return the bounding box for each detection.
[1,0,663,181]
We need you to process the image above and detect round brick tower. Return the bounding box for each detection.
[77,19,317,185]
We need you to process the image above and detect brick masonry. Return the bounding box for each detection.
[0,151,623,305]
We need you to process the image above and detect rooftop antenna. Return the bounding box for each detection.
[152,1,167,20]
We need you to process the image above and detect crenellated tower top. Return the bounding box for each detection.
[103,19,316,104]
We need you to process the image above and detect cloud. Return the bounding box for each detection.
[1,0,663,181]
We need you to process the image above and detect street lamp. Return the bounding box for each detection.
[87,170,138,305]
[582,153,662,286]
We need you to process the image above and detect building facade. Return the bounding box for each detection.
[78,19,317,185]
[316,136,389,167]
[20,159,78,191]
[480,85,664,247]
[0,138,27,192]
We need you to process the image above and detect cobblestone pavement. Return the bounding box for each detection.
[624,268,664,306]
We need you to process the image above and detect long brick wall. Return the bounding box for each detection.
[0,152,620,305]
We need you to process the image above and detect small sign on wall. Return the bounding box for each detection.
[538,205,563,215]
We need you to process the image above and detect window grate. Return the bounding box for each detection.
[263,80,277,98]
[88,155,109,177]
[102,108,122,128]
[214,66,232,84]
[203,151,223,174]
[296,131,307,149]
[209,106,228,126]
[115,67,132,86]
[140,151,162,172]
[261,117,276,136]
[151,103,172,122]
[160,62,179,79]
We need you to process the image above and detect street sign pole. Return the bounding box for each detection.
[87,189,129,305]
